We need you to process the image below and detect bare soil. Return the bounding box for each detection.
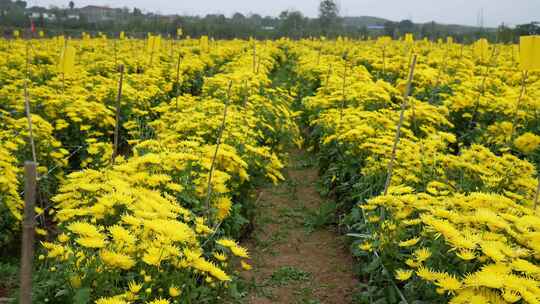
[241,150,357,304]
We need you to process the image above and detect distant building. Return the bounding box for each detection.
[367,25,385,30]
[27,6,56,21]
[66,14,80,20]
[79,5,118,23]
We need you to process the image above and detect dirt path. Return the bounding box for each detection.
[241,150,357,304]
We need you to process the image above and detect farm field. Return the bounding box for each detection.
[1,35,540,304]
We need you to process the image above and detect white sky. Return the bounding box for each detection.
[28,0,540,27]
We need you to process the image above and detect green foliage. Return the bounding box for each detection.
[303,201,337,231]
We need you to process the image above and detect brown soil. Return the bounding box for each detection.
[241,150,357,304]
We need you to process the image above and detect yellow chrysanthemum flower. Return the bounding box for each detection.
[395,269,413,281]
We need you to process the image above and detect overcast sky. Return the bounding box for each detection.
[27,0,539,27]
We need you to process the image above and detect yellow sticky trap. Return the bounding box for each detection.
[154,35,161,52]
[119,31,125,40]
[200,35,209,50]
[13,30,20,38]
[520,36,540,71]
[57,35,65,48]
[147,35,155,53]
[177,28,183,37]
[447,37,453,44]
[58,45,76,76]
[147,35,162,53]
[39,30,44,38]
[404,33,414,43]
[474,38,490,61]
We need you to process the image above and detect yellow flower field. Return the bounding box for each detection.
[1,34,539,303]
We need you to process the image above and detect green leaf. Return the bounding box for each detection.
[365,257,381,272]
[54,289,69,298]
[73,288,91,304]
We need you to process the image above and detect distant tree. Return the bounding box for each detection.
[383,21,396,37]
[278,10,307,38]
[231,12,245,24]
[420,21,438,40]
[0,0,11,10]
[397,19,414,35]
[69,1,74,10]
[515,22,540,35]
[497,23,515,43]
[249,13,262,26]
[14,0,26,9]
[133,7,142,17]
[318,0,340,36]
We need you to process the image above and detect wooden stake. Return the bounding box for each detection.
[20,161,37,304]
[24,43,37,164]
[383,55,417,196]
[112,64,125,165]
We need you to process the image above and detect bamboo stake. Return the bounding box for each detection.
[169,38,174,60]
[205,81,233,214]
[465,47,500,134]
[382,46,386,77]
[383,55,417,196]
[175,52,182,109]
[252,42,257,74]
[534,176,540,211]
[113,39,117,67]
[325,64,332,86]
[149,37,155,67]
[243,79,249,107]
[60,39,67,93]
[339,61,348,123]
[508,71,529,144]
[112,64,125,165]
[428,47,449,104]
[20,161,37,304]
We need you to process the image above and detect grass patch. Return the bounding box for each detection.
[303,201,337,232]
[268,266,311,286]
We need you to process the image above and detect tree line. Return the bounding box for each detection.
[1,0,538,42]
